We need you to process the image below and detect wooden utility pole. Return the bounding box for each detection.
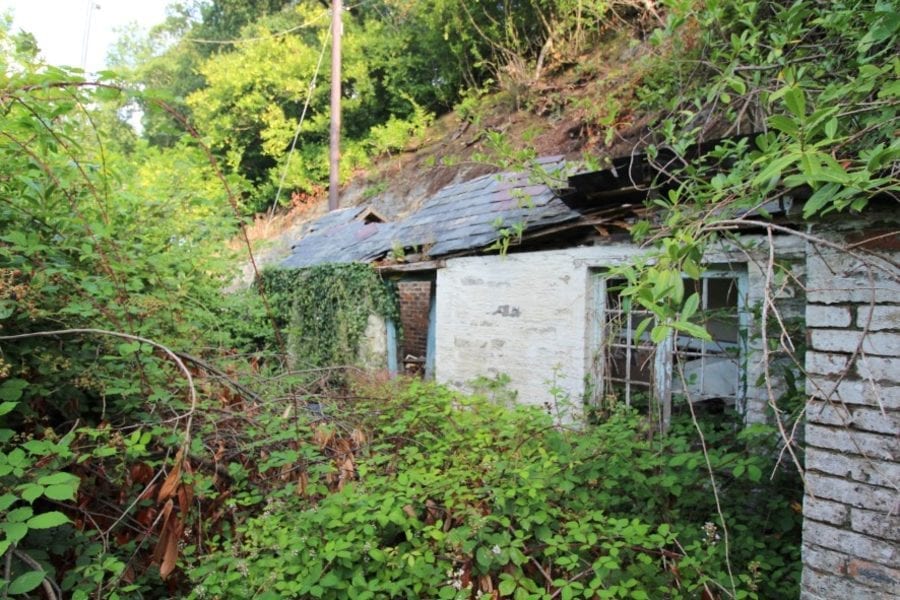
[328,0,342,211]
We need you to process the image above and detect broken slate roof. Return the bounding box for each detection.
[393,159,578,256]
[281,157,581,268]
[280,206,397,268]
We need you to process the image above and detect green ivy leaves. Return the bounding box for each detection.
[261,264,398,372]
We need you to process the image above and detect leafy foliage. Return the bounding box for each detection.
[189,381,801,599]
[640,0,898,219]
[261,264,398,370]
[0,44,260,596]
[582,0,900,356]
[110,0,662,212]
[8,0,885,596]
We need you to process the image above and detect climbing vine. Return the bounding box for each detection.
[260,264,398,370]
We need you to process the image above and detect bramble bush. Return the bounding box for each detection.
[188,379,801,599]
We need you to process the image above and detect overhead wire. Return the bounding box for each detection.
[268,25,332,216]
[183,12,329,45]
[178,0,375,215]
[182,1,370,46]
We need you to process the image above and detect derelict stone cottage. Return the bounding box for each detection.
[279,149,899,597]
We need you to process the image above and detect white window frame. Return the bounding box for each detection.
[588,267,749,430]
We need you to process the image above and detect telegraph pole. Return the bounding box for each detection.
[328,0,342,211]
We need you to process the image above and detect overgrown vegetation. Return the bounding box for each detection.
[597,0,898,454]
[189,381,801,599]
[109,0,665,212]
[0,0,895,596]
[261,265,397,370]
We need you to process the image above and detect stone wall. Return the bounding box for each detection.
[740,235,807,424]
[433,239,802,419]
[434,244,640,416]
[801,225,900,598]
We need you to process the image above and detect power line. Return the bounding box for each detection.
[183,12,329,46]
[80,1,99,71]
[268,25,332,216]
[182,1,369,47]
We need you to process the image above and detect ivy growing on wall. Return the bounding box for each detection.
[260,264,398,370]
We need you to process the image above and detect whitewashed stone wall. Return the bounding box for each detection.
[802,225,900,598]
[739,236,807,424]
[434,244,640,416]
[433,238,803,420]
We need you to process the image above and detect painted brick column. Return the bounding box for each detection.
[801,227,900,598]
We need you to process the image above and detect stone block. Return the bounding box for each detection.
[857,305,900,331]
[805,424,898,461]
[803,496,849,526]
[807,280,900,305]
[805,447,900,488]
[807,379,900,411]
[801,567,895,598]
[806,400,900,435]
[807,305,852,328]
[805,401,852,427]
[810,329,900,357]
[806,351,850,376]
[807,248,900,287]
[803,520,898,566]
[844,557,900,595]
[857,355,900,384]
[807,282,900,305]
[852,507,900,542]
[802,543,850,575]
[806,472,898,513]
[804,543,900,595]
[844,406,900,435]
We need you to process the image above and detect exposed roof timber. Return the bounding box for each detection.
[562,134,759,211]
[376,259,445,277]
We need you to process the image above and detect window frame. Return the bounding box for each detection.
[588,266,749,429]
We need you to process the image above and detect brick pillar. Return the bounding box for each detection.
[801,227,900,598]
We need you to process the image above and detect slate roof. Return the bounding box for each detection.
[281,157,581,268]
[280,206,396,268]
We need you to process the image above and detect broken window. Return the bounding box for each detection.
[590,268,748,429]
[671,276,744,403]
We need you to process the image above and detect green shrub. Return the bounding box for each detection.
[188,381,801,599]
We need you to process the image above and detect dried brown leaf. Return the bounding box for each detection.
[296,471,309,497]
[157,450,183,504]
[351,428,366,447]
[159,522,181,580]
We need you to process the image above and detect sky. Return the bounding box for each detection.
[1,0,171,73]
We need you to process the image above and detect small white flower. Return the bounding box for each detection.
[491,544,501,555]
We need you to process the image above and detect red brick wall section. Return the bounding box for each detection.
[397,281,431,368]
